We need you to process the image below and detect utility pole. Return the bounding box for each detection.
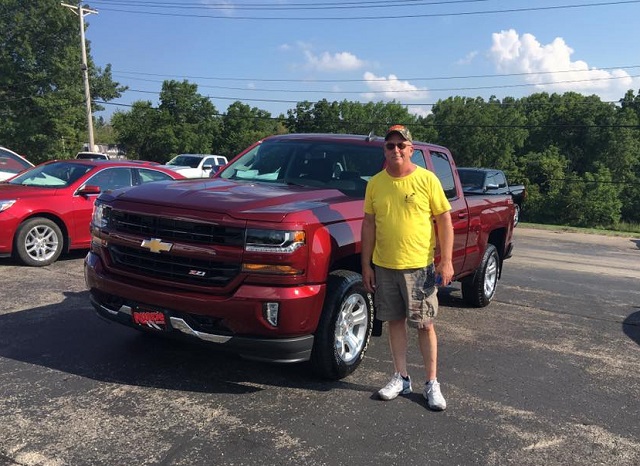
[62,2,98,152]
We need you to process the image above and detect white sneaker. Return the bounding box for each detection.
[378,372,412,400]
[423,379,447,410]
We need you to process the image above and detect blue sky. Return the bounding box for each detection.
[83,0,640,121]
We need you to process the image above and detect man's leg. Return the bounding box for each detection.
[418,323,437,381]
[388,318,409,376]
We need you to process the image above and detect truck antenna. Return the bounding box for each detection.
[365,130,375,142]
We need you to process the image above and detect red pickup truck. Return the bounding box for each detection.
[84,133,515,379]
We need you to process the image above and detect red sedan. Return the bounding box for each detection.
[0,159,186,266]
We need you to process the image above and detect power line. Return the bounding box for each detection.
[95,99,640,129]
[113,64,640,84]
[117,73,640,95]
[90,0,640,20]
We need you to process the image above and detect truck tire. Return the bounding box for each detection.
[461,244,499,307]
[514,204,521,226]
[311,270,374,380]
[14,217,64,267]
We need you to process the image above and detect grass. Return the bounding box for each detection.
[518,222,640,238]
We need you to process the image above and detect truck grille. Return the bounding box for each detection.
[109,210,244,245]
[108,244,241,287]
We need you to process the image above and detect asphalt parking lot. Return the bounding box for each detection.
[1,227,639,466]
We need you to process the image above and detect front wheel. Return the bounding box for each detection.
[513,204,521,226]
[461,244,500,307]
[14,217,64,266]
[311,270,374,380]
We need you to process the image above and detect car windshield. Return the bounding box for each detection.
[0,148,32,174]
[166,155,201,168]
[9,162,94,187]
[219,139,385,197]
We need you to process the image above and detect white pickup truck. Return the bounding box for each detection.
[165,154,228,178]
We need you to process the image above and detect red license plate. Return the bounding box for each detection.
[132,308,167,330]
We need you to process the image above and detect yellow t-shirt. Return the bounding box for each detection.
[364,166,451,269]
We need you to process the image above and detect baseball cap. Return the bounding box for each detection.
[384,124,413,143]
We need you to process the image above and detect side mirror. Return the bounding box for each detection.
[202,164,213,170]
[485,183,499,191]
[77,185,101,195]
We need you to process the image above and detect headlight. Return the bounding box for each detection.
[0,200,17,213]
[245,229,305,253]
[91,202,110,228]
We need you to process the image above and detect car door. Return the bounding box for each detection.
[68,167,134,247]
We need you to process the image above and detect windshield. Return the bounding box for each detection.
[167,155,201,168]
[0,147,32,174]
[219,139,384,196]
[9,162,94,187]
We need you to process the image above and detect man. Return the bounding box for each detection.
[361,125,454,410]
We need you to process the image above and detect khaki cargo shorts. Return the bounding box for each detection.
[374,264,438,329]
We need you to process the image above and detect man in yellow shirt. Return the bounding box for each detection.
[362,125,454,410]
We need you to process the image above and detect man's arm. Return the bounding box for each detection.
[434,211,454,286]
[361,213,376,293]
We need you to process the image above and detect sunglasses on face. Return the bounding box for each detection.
[385,142,412,151]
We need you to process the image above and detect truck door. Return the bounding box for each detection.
[411,150,469,274]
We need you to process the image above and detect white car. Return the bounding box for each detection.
[165,154,228,178]
[0,146,34,181]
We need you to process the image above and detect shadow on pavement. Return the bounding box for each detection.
[623,310,640,346]
[632,239,640,250]
[0,291,377,395]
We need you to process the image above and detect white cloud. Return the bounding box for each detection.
[361,72,429,101]
[456,51,478,66]
[488,29,637,100]
[303,50,365,72]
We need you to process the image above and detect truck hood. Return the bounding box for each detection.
[111,178,357,222]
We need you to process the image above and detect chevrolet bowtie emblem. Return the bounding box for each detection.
[141,238,173,254]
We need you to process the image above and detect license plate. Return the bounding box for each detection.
[132,308,167,331]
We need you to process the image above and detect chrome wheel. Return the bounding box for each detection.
[15,217,64,266]
[484,253,498,298]
[334,292,369,364]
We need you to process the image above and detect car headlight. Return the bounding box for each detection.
[245,229,305,253]
[91,202,110,228]
[0,200,17,213]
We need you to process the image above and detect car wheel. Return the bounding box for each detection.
[14,217,64,266]
[514,204,521,226]
[311,270,374,380]
[461,244,499,307]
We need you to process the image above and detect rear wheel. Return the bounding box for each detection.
[311,270,374,380]
[514,204,521,226]
[14,217,64,266]
[461,244,499,307]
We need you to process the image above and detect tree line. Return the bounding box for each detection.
[2,0,639,229]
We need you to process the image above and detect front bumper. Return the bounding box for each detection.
[85,251,319,363]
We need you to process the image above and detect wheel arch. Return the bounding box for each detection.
[16,213,70,253]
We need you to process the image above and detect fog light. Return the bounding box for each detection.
[263,302,279,327]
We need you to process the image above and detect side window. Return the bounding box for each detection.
[430,151,457,199]
[410,150,427,169]
[87,168,132,192]
[138,168,175,183]
[495,172,507,188]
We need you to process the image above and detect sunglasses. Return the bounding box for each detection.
[385,142,412,151]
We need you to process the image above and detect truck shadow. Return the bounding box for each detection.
[631,239,640,250]
[623,310,640,346]
[0,291,378,395]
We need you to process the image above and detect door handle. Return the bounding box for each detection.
[458,212,468,219]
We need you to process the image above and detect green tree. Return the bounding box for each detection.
[112,80,220,161]
[428,96,528,171]
[217,101,284,158]
[0,0,125,162]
